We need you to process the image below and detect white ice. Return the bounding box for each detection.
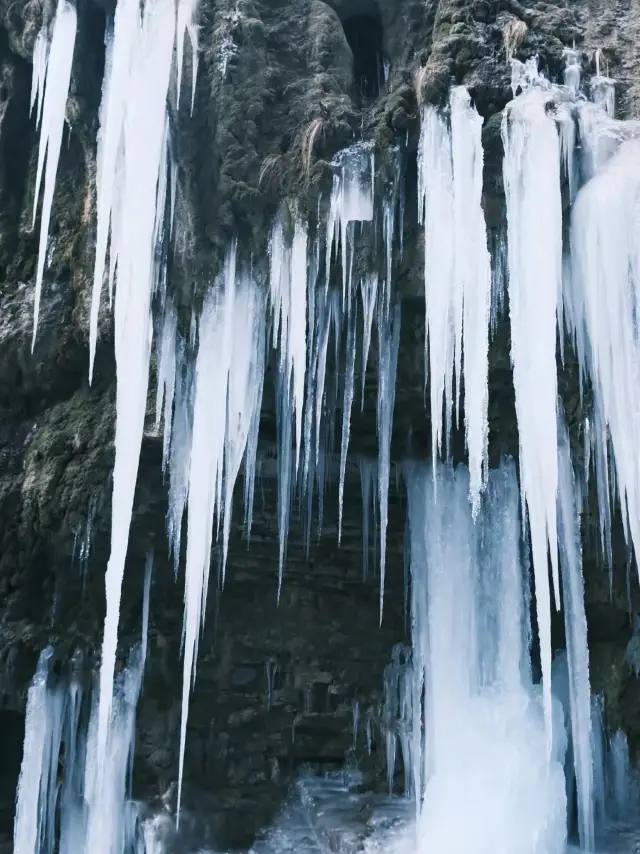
[31,0,76,350]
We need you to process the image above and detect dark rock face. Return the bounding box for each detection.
[0,0,638,849]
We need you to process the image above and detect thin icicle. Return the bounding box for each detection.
[359,273,378,407]
[502,70,563,746]
[89,0,138,382]
[377,300,401,624]
[155,300,178,468]
[31,0,77,350]
[177,256,265,818]
[417,88,491,503]
[338,300,357,542]
[557,409,594,851]
[30,28,49,126]
[326,143,374,302]
[95,0,176,779]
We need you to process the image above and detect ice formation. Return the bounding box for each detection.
[15,569,150,854]
[177,251,266,815]
[502,61,563,742]
[94,0,176,778]
[405,461,568,854]
[30,0,77,349]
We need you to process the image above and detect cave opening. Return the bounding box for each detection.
[342,7,385,100]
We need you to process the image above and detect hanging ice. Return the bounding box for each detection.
[450,87,491,513]
[326,143,374,303]
[557,410,594,850]
[359,273,378,406]
[177,254,266,817]
[567,137,640,590]
[376,300,401,623]
[502,68,563,744]
[95,0,176,779]
[417,88,491,511]
[338,298,357,542]
[269,214,308,595]
[31,0,77,350]
[404,460,568,854]
[13,648,64,854]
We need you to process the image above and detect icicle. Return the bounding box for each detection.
[155,300,178,468]
[417,88,491,507]
[142,551,153,668]
[176,0,200,113]
[404,461,567,851]
[359,273,378,406]
[567,138,640,590]
[95,0,176,782]
[557,410,594,850]
[450,87,491,513]
[418,105,455,460]
[222,278,266,576]
[89,0,138,382]
[502,74,563,746]
[30,28,49,126]
[167,338,194,572]
[376,300,401,623]
[338,300,357,542]
[326,143,374,301]
[177,253,265,818]
[31,0,77,350]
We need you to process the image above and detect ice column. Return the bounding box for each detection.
[94,0,176,780]
[418,87,491,508]
[502,74,563,743]
[568,139,640,587]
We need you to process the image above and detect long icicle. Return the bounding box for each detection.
[377,300,401,623]
[95,0,175,777]
[502,76,563,746]
[31,0,77,350]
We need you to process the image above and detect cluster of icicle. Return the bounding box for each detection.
[27,0,640,839]
[14,558,152,854]
[29,0,201,810]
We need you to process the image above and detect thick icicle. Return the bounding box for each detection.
[155,300,178,468]
[338,300,357,542]
[450,87,491,512]
[376,300,401,623]
[177,255,265,818]
[502,67,563,744]
[31,0,77,350]
[95,0,176,778]
[418,105,456,460]
[557,411,594,850]
[417,88,491,506]
[568,138,640,583]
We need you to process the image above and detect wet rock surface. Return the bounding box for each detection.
[0,0,639,849]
